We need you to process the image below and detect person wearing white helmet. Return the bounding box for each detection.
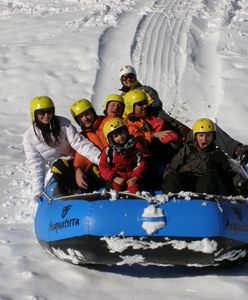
[119,64,191,140]
[119,65,161,107]
[119,65,137,79]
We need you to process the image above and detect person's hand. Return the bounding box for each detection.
[153,130,179,144]
[33,192,42,201]
[235,144,248,165]
[127,177,138,186]
[240,179,248,191]
[75,168,88,189]
[113,177,125,186]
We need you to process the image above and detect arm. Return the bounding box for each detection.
[75,167,88,189]
[73,152,93,173]
[99,148,117,183]
[64,119,101,165]
[23,129,46,195]
[142,85,163,108]
[131,144,149,180]
[163,145,187,176]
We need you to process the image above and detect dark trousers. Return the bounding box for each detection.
[149,140,182,165]
[162,172,223,195]
[51,159,105,195]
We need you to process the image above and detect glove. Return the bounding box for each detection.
[234,144,248,165]
[33,192,42,201]
[161,131,179,144]
[238,179,248,192]
[89,165,101,179]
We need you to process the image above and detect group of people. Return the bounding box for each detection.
[23,65,248,199]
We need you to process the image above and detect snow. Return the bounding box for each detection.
[1,0,248,299]
[142,205,165,234]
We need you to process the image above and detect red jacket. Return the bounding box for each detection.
[99,140,148,183]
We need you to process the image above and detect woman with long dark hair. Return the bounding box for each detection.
[23,96,100,199]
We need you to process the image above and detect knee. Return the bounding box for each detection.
[162,173,180,193]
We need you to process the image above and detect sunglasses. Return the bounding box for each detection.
[36,109,54,116]
[121,74,136,82]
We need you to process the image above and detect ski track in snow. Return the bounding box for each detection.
[93,0,248,130]
[93,0,215,123]
[92,0,154,108]
[131,0,224,123]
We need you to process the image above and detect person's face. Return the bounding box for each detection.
[195,132,214,149]
[121,73,137,88]
[111,128,128,145]
[133,100,148,116]
[106,101,123,117]
[35,108,54,124]
[77,109,95,128]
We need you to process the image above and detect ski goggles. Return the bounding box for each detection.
[121,73,136,82]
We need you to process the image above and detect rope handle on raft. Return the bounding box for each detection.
[39,191,53,203]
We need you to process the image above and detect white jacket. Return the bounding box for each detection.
[23,116,100,194]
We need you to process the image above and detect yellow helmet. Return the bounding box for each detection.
[70,99,93,120]
[123,89,148,115]
[192,118,216,138]
[103,94,124,110]
[103,117,126,144]
[30,96,54,122]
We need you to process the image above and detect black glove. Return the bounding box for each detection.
[238,179,248,192]
[234,144,248,165]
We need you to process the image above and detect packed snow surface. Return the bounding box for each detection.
[1,0,248,299]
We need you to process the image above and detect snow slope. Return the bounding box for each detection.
[1,0,248,299]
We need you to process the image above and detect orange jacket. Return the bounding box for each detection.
[73,116,106,172]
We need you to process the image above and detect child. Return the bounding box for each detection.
[162,118,248,196]
[99,117,148,194]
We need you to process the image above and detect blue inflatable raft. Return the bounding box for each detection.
[35,177,248,267]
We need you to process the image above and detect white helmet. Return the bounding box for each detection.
[119,65,136,79]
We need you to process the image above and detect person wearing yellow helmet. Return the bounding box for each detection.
[103,94,125,118]
[70,98,106,192]
[70,98,106,148]
[162,118,248,196]
[123,89,183,165]
[99,117,148,194]
[70,98,95,126]
[99,93,146,147]
[23,96,101,199]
